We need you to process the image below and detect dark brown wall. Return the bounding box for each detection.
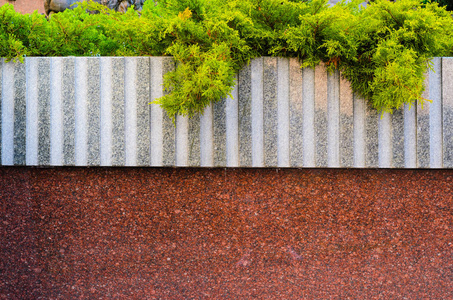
[1,167,452,298]
[0,0,44,14]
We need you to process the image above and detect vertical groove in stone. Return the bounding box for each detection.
[238,62,252,167]
[442,57,453,168]
[75,57,88,166]
[251,58,264,167]
[63,57,75,165]
[136,57,151,166]
[125,57,137,166]
[112,58,125,166]
[225,76,238,167]
[289,58,303,167]
[38,58,50,166]
[404,103,417,168]
[378,112,392,168]
[0,59,2,164]
[417,74,430,168]
[13,61,26,165]
[50,58,63,166]
[353,95,366,167]
[315,63,328,167]
[327,69,340,167]
[366,104,379,168]
[391,107,405,168]
[2,60,14,165]
[302,67,315,167]
[429,57,443,168]
[26,58,39,166]
[277,58,290,168]
[200,104,213,167]
[214,97,227,167]
[188,114,200,167]
[339,75,353,167]
[100,57,113,166]
[150,57,164,166]
[87,58,100,166]
[176,114,189,166]
[161,58,175,166]
[263,57,277,167]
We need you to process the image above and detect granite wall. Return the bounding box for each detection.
[1,57,452,168]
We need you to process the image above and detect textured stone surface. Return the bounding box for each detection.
[392,108,405,168]
[13,61,26,166]
[302,67,315,167]
[188,114,201,166]
[87,58,101,166]
[339,76,353,168]
[161,58,176,167]
[213,97,227,167]
[315,63,328,167]
[1,167,453,299]
[0,59,2,165]
[136,57,151,166]
[366,103,379,168]
[263,57,278,167]
[63,57,75,166]
[38,58,51,166]
[417,75,430,168]
[111,58,125,166]
[443,58,453,168]
[238,62,252,167]
[289,58,303,167]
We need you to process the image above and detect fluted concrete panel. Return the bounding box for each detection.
[1,56,451,168]
[0,59,2,164]
[443,57,453,168]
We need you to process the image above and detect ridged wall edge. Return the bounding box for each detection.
[0,56,451,168]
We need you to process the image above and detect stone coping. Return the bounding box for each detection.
[1,56,452,168]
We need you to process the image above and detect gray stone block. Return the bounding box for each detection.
[417,74,430,168]
[13,61,26,165]
[188,113,200,166]
[0,59,2,165]
[365,103,379,168]
[2,60,14,165]
[391,108,405,168]
[200,103,214,167]
[38,58,51,166]
[238,61,252,167]
[443,57,453,168]
[315,63,328,167]
[176,114,189,166]
[26,58,39,166]
[87,57,101,166]
[112,57,125,166]
[161,57,176,167]
[302,67,315,167]
[353,94,366,167]
[289,58,303,167]
[277,57,290,168]
[404,103,417,168]
[339,75,353,168]
[100,57,114,166]
[327,69,340,167]
[225,76,238,167]
[63,57,75,166]
[263,57,277,167]
[213,96,226,167]
[251,57,264,167]
[136,57,151,166]
[429,57,443,168]
[378,112,392,168]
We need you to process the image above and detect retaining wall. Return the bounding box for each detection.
[1,56,452,168]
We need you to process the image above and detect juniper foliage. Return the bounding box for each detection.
[1,0,452,118]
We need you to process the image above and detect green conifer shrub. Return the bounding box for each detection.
[1,0,452,119]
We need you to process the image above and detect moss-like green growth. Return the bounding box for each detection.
[1,0,452,119]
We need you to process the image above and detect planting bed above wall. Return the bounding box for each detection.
[1,56,452,168]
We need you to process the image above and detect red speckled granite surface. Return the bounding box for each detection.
[1,167,453,299]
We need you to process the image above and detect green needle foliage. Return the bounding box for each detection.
[1,0,453,119]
